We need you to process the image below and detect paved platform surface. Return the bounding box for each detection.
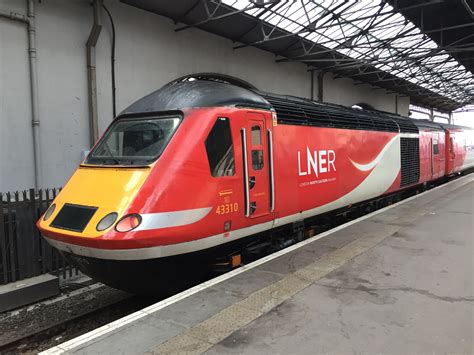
[44,175,473,354]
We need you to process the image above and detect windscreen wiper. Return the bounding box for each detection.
[101,141,121,165]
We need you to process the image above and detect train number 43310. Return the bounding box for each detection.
[215,203,239,215]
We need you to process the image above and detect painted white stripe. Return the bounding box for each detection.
[43,219,275,260]
[277,134,401,227]
[43,134,400,261]
[41,174,473,355]
[399,133,419,138]
[136,207,212,231]
[43,134,401,261]
[350,135,398,171]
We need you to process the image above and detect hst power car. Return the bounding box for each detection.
[38,75,474,292]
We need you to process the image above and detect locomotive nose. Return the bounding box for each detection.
[38,166,150,238]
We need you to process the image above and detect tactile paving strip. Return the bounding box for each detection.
[150,231,402,354]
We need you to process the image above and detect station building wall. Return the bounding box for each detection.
[0,0,409,191]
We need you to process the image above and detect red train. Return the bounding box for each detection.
[37,75,474,292]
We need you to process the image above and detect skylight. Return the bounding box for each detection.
[222,0,473,107]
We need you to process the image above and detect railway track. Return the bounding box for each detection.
[0,291,158,353]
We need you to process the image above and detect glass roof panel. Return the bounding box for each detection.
[221,0,473,106]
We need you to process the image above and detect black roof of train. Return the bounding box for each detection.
[435,121,472,131]
[121,78,272,115]
[120,76,466,134]
[256,91,419,133]
[411,119,445,132]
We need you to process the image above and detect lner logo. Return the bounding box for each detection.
[298,148,336,177]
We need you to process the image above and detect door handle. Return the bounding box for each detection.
[250,202,257,215]
[249,176,256,189]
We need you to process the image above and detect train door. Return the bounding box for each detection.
[431,132,441,178]
[446,132,455,175]
[242,113,270,218]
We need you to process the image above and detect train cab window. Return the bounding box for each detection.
[250,125,263,170]
[251,126,261,145]
[433,140,439,155]
[252,150,264,170]
[86,116,181,165]
[205,117,235,177]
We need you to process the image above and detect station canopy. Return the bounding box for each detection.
[123,0,474,113]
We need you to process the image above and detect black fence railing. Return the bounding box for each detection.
[0,188,80,285]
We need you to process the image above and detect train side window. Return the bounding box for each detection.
[251,126,261,145]
[205,117,235,177]
[252,150,264,170]
[433,139,439,155]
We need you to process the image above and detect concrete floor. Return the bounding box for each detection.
[43,175,473,355]
[208,179,474,354]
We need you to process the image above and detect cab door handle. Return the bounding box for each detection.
[249,176,256,189]
[250,202,257,215]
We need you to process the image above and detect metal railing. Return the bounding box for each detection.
[0,188,79,285]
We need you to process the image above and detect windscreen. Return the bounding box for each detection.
[86,116,181,165]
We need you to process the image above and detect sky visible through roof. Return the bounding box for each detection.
[222,0,473,108]
[410,107,474,127]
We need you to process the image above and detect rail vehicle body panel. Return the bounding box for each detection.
[442,126,474,174]
[36,76,474,292]
[418,129,446,181]
[38,111,403,258]
[272,126,400,224]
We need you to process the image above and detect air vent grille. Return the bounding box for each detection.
[400,137,420,186]
[262,94,418,133]
[391,117,419,133]
[51,204,98,232]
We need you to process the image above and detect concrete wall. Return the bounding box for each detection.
[323,73,409,114]
[0,0,409,192]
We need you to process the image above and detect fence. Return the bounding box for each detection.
[0,188,80,286]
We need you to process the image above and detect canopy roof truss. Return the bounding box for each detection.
[122,0,474,112]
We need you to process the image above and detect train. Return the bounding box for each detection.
[37,74,474,293]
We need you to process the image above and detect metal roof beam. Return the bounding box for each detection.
[175,1,257,32]
[214,0,470,109]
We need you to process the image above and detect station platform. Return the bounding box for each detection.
[43,175,473,354]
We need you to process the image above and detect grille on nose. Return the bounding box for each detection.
[51,204,98,232]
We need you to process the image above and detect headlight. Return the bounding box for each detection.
[96,212,118,231]
[115,214,142,232]
[43,203,56,221]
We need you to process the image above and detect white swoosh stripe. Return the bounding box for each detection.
[136,207,212,231]
[41,135,402,260]
[42,173,474,262]
[350,135,399,171]
[277,134,401,226]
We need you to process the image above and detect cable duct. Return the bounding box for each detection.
[86,0,103,146]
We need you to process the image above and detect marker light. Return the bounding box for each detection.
[115,214,142,232]
[43,203,56,221]
[96,212,118,231]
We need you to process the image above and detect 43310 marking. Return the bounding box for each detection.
[215,203,239,215]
